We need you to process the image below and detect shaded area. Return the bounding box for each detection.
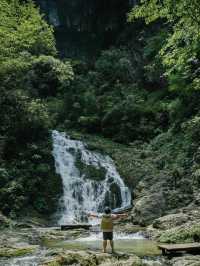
[35,0,132,58]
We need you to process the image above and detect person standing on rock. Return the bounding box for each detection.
[88,207,128,253]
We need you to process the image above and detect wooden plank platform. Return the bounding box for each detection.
[158,243,200,255]
[61,224,92,231]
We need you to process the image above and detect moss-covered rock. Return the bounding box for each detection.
[0,246,37,258]
[158,224,200,244]
[42,252,100,266]
[75,152,106,181]
[153,213,189,230]
[42,250,144,266]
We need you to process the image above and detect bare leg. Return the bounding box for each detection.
[110,240,114,253]
[103,240,107,253]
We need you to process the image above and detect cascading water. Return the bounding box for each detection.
[52,130,131,225]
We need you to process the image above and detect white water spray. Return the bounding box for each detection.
[52,130,131,225]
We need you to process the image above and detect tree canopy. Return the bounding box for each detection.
[0,0,56,61]
[129,0,200,93]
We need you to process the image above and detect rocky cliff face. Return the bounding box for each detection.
[36,0,60,26]
[34,0,132,57]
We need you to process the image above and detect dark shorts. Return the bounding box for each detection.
[103,232,113,240]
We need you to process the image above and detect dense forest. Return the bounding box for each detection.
[1,0,200,233]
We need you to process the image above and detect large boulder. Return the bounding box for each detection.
[152,213,189,230]
[131,192,166,226]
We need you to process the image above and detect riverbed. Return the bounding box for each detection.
[0,227,165,266]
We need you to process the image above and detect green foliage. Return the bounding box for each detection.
[75,153,106,182]
[0,140,62,216]
[0,180,26,215]
[101,93,155,142]
[182,115,200,141]
[0,0,69,217]
[142,31,167,87]
[0,90,51,147]
[25,55,74,97]
[62,48,169,142]
[0,53,73,97]
[0,0,56,60]
[128,0,200,26]
[0,53,31,89]
[95,49,134,84]
[129,0,200,93]
[0,168,9,187]
[1,0,200,225]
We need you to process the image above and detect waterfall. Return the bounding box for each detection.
[52,130,131,225]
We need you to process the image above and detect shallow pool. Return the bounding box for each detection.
[45,232,161,257]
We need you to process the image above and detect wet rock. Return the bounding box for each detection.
[170,255,200,266]
[41,259,60,266]
[14,222,34,228]
[183,206,200,222]
[0,245,38,258]
[0,212,10,228]
[153,213,189,230]
[58,252,98,266]
[143,259,164,266]
[13,216,48,229]
[41,250,144,266]
[42,251,101,266]
[110,183,122,209]
[104,183,122,209]
[40,227,89,245]
[75,152,106,182]
[101,256,143,266]
[147,206,200,241]
[132,193,166,226]
[116,223,146,234]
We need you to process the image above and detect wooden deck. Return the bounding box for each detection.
[158,243,200,255]
[61,224,92,230]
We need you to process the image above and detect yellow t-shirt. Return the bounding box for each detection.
[100,214,116,232]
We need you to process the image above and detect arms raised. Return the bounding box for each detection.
[112,213,128,220]
[87,212,99,218]
[87,212,128,219]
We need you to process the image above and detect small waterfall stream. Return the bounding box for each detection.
[52,130,131,224]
